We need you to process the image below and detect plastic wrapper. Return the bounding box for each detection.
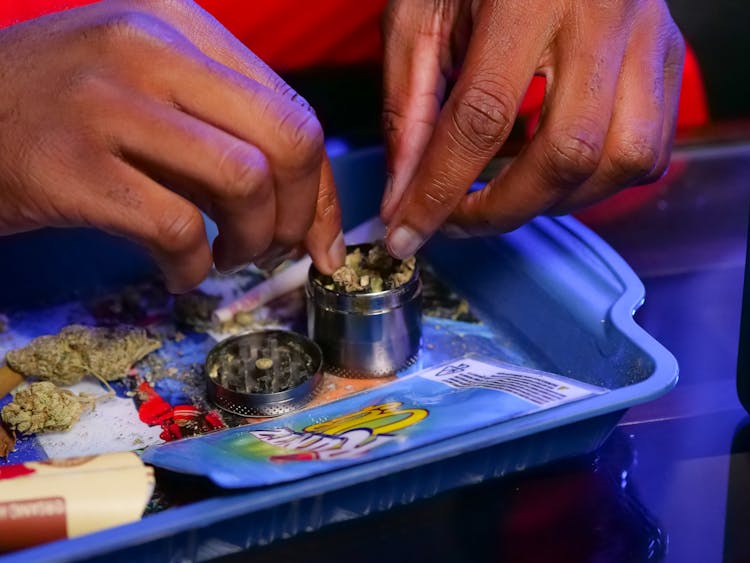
[143,357,605,488]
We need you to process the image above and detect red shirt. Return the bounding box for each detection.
[0,0,708,128]
[0,1,386,71]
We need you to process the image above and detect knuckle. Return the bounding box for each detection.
[544,125,603,186]
[381,104,404,136]
[270,79,317,116]
[673,30,687,59]
[154,205,204,254]
[59,70,111,105]
[84,11,180,52]
[450,81,516,154]
[274,81,296,100]
[218,144,270,201]
[279,108,325,169]
[417,171,460,213]
[667,21,687,57]
[665,36,686,78]
[423,179,456,209]
[134,0,189,13]
[641,159,670,185]
[316,188,340,224]
[609,138,659,183]
[661,16,686,73]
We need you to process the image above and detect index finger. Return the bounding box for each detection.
[304,155,345,275]
[122,1,324,239]
[162,1,328,248]
[385,1,553,259]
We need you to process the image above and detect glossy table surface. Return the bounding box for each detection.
[216,142,750,563]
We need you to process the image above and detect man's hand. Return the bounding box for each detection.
[0,0,344,292]
[381,0,685,258]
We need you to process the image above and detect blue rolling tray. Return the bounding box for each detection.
[0,147,678,562]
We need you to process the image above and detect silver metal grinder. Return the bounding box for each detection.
[306,243,422,377]
[205,330,323,417]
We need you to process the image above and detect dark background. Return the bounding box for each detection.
[669,0,750,120]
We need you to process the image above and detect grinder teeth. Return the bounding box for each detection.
[205,330,323,418]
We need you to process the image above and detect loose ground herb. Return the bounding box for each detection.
[420,266,481,323]
[173,290,222,332]
[322,244,416,293]
[210,337,315,394]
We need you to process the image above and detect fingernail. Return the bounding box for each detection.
[387,225,423,259]
[217,262,251,276]
[165,280,185,295]
[441,223,471,239]
[328,230,346,269]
